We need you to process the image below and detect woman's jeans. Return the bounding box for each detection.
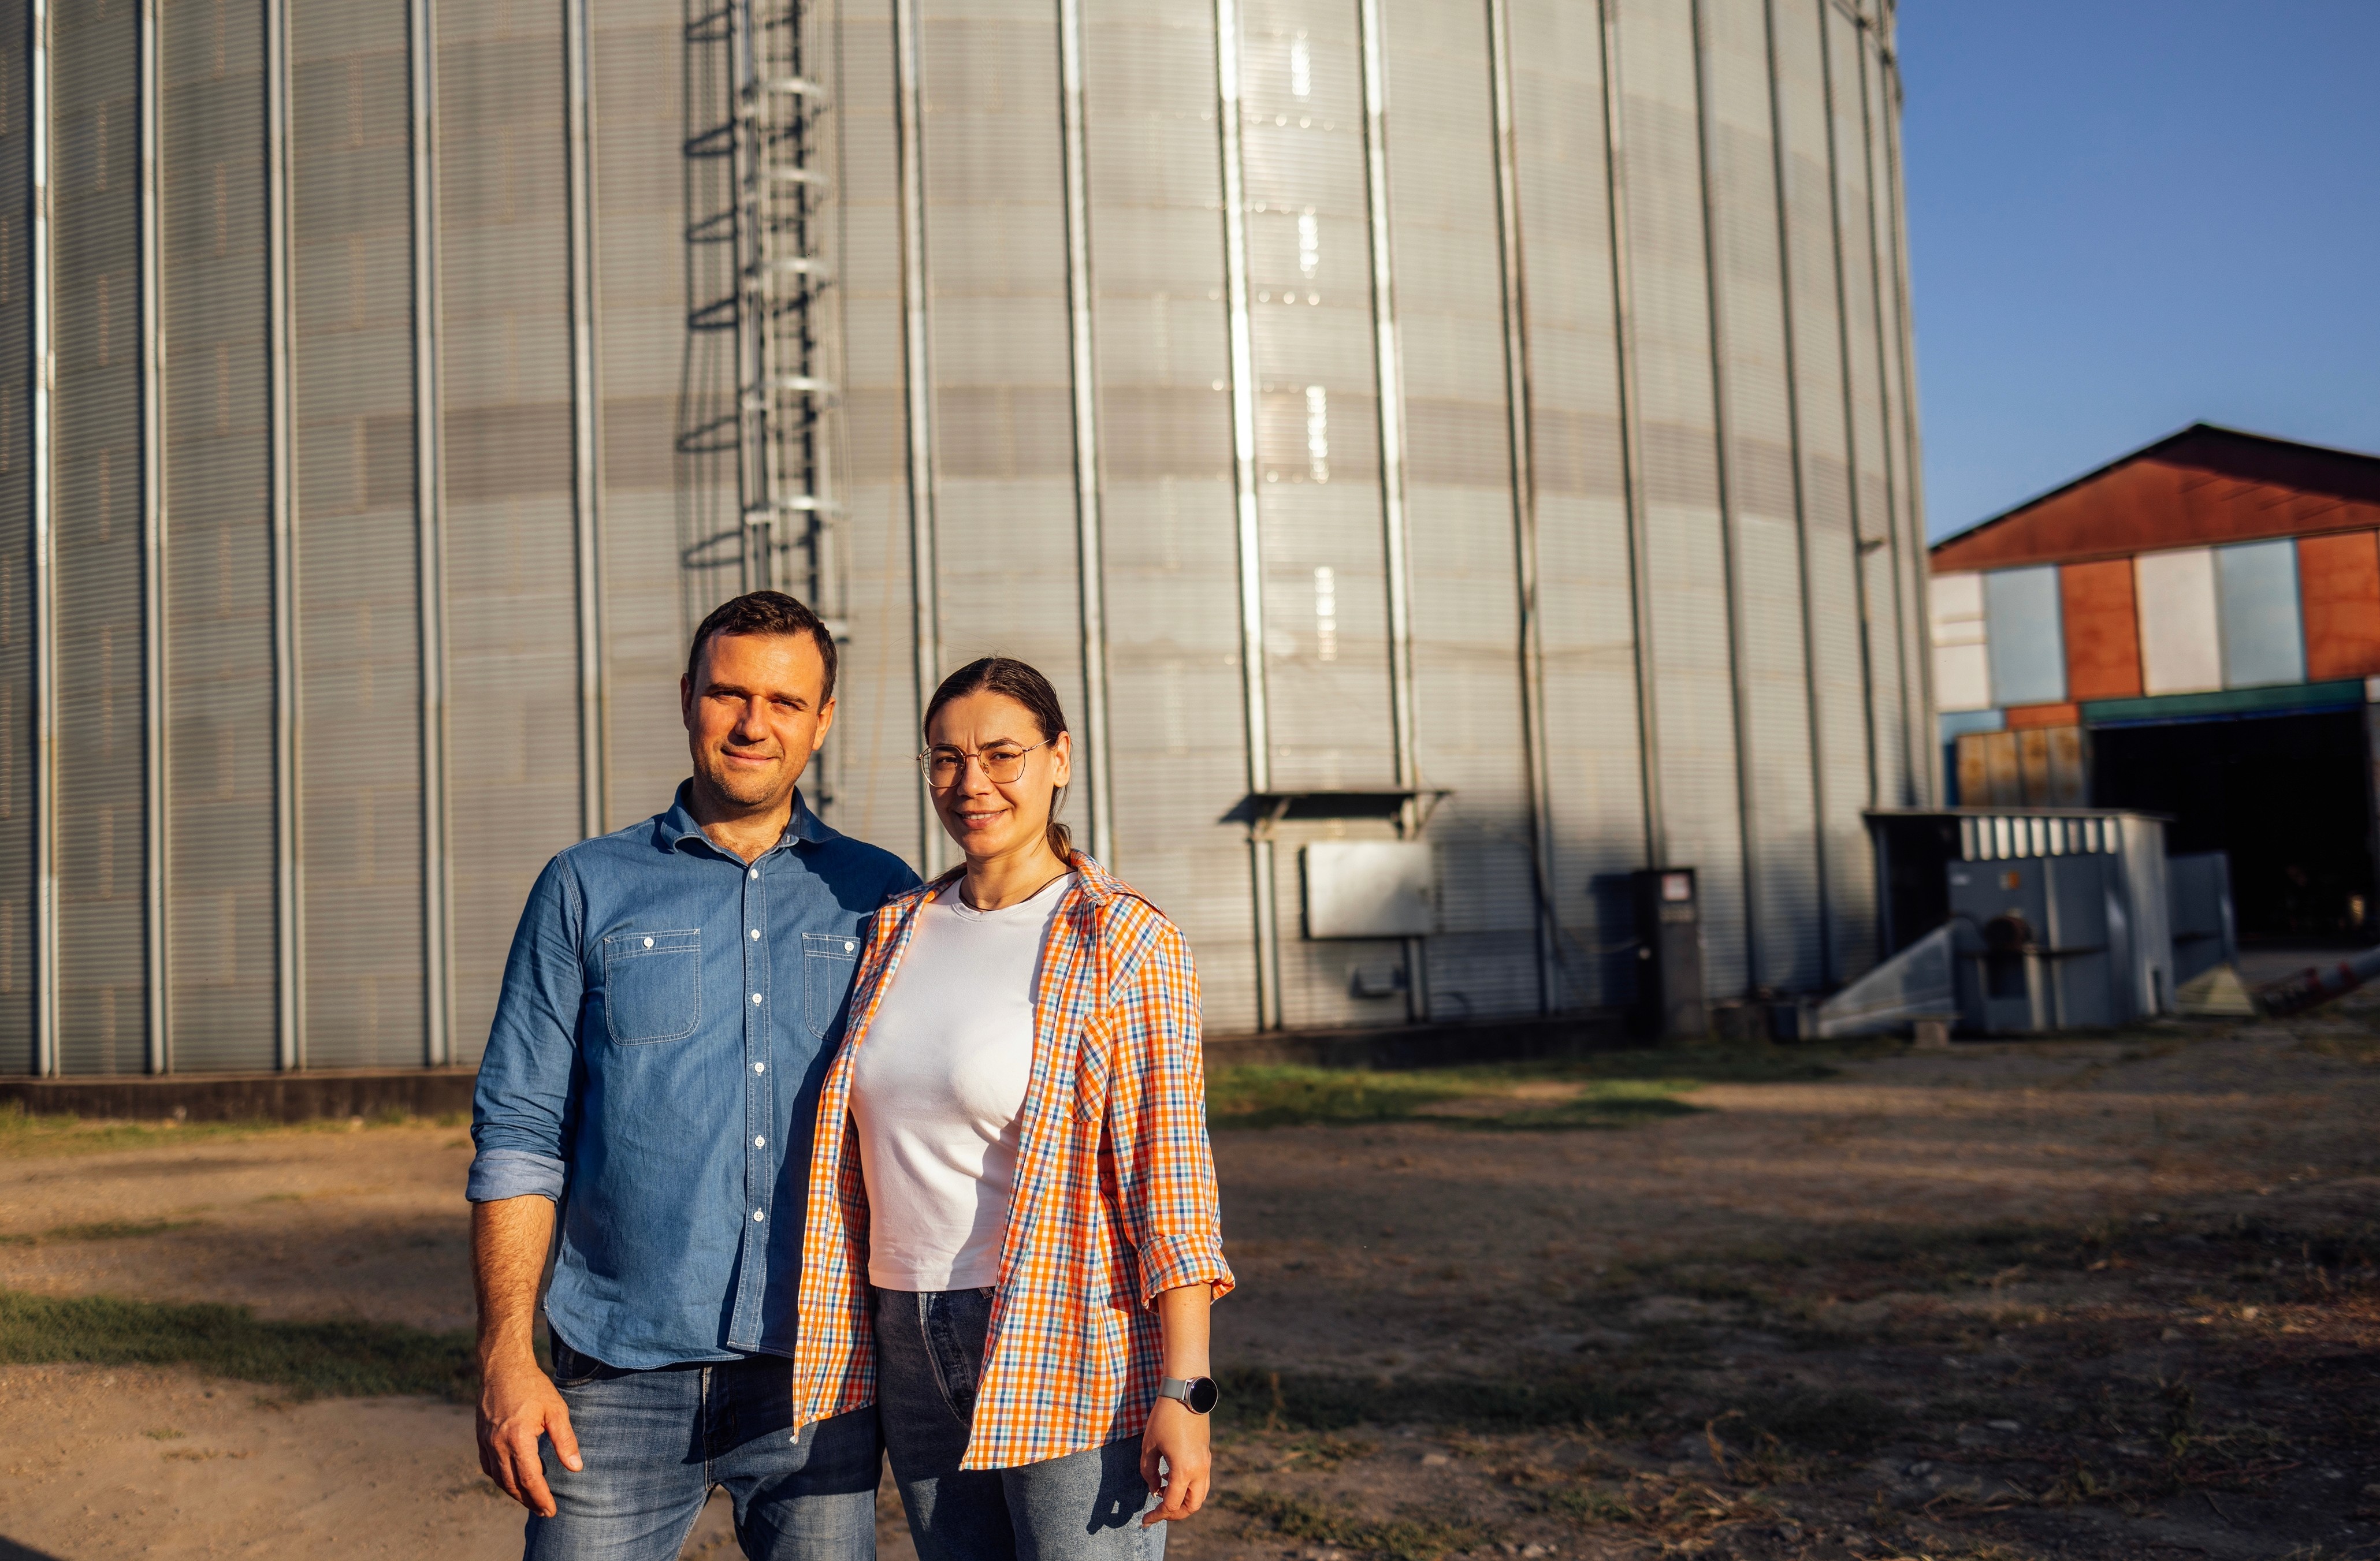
[872,1287,1163,1561]
[525,1338,880,1561]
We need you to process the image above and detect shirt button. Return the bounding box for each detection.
[750,929,761,941]
[845,941,855,952]
[752,1210,765,1223]
[749,868,759,880]
[754,1135,765,1148]
[643,936,654,948]
[751,993,763,1005]
[753,1061,765,1074]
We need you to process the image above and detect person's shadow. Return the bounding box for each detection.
[0,1538,68,1560]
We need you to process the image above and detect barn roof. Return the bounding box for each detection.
[1929,423,2380,573]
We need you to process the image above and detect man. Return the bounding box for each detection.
[470,591,918,1559]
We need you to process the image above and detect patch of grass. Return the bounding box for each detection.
[1208,1045,1850,1132]
[1222,1491,1495,1561]
[0,1289,477,1401]
[0,1102,461,1160]
[1208,1067,1470,1128]
[44,1219,203,1243]
[1222,1366,1654,1432]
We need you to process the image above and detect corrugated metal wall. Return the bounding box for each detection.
[162,0,275,1070]
[1382,0,1538,1020]
[437,0,581,1065]
[289,3,423,1067]
[7,0,1929,1072]
[1506,0,1649,1009]
[51,0,145,1074]
[588,0,695,827]
[1081,0,1258,1025]
[0,0,33,1072]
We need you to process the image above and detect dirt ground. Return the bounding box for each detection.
[3,1005,2377,1561]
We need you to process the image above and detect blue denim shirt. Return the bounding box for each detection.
[468,783,918,1369]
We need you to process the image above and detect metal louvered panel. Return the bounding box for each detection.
[160,0,275,1071]
[289,4,423,1067]
[438,3,579,1065]
[587,0,697,830]
[1506,0,1646,1010]
[1702,0,1817,990]
[0,0,31,1069]
[1381,0,1537,1022]
[1080,0,1257,1031]
[1615,0,1745,997]
[50,0,145,1074]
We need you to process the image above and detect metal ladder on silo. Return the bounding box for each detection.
[731,0,839,608]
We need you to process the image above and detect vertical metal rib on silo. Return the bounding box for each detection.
[890,0,940,876]
[1761,0,1833,985]
[1355,0,1424,1021]
[1850,21,1910,806]
[28,0,55,1075]
[1816,0,1875,810]
[408,0,451,1067]
[265,0,300,1069]
[566,0,607,838]
[1595,0,1663,868]
[1055,0,1113,870]
[1210,0,1276,1029]
[1484,0,1560,1013]
[1879,29,1931,802]
[1688,0,1761,989]
[137,0,166,1070]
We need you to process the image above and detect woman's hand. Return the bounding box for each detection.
[1139,1395,1211,1523]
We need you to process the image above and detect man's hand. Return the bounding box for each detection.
[1139,1396,1211,1525]
[472,1196,575,1516]
[478,1354,581,1517]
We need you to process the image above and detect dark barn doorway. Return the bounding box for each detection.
[2092,710,2375,938]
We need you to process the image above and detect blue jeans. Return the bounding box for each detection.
[872,1287,1163,1561]
[526,1338,880,1561]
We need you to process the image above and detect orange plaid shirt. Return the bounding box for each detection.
[789,854,1236,1470]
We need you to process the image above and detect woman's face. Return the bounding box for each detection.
[924,690,1073,864]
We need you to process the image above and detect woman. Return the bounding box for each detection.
[789,657,1234,1560]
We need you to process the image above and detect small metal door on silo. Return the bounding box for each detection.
[1630,870,1706,1041]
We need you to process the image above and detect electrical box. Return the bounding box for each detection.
[1301,841,1434,939]
[1630,867,1706,1040]
[1946,854,2121,1032]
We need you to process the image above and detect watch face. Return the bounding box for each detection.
[1185,1376,1220,1415]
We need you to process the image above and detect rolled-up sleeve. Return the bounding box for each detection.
[469,852,586,1204]
[1109,920,1236,1306]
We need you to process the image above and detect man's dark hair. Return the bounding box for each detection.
[685,591,839,700]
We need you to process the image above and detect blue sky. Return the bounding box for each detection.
[1898,1,2380,540]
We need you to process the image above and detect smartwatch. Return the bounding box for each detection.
[1156,1375,1221,1415]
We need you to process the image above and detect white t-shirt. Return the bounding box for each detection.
[848,874,1075,1291]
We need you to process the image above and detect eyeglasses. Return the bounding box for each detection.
[917,739,1052,789]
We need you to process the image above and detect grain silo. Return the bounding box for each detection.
[0,0,1931,1075]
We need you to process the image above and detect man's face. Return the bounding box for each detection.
[679,632,836,814]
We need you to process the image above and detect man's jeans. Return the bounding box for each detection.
[526,1340,879,1561]
[873,1287,1162,1561]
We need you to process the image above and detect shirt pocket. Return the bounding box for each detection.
[1073,1012,1120,1124]
[601,929,702,1045]
[803,931,862,1039]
